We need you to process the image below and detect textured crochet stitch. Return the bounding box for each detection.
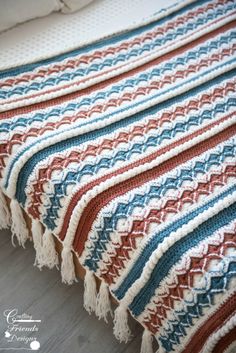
[0,0,236,352]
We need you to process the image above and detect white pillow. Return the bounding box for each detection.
[0,0,94,33]
[0,0,62,32]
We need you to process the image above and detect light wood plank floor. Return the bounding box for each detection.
[0,229,142,353]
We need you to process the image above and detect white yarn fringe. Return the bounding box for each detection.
[41,229,59,269]
[141,329,154,353]
[61,246,77,284]
[31,219,44,268]
[95,281,112,323]
[31,220,59,270]
[113,304,131,343]
[10,199,29,247]
[84,269,97,314]
[0,188,11,230]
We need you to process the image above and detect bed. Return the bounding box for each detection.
[0,1,236,352]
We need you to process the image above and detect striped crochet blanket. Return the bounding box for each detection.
[0,1,236,352]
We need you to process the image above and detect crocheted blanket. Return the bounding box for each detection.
[0,1,236,352]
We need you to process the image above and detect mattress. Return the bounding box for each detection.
[0,1,236,352]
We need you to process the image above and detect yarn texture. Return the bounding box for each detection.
[0,1,236,352]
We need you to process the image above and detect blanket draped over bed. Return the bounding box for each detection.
[0,0,236,352]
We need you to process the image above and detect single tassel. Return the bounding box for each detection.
[31,219,44,268]
[113,304,132,343]
[41,229,59,269]
[140,329,154,353]
[61,246,77,284]
[95,281,112,323]
[84,269,97,314]
[10,199,29,247]
[0,188,11,230]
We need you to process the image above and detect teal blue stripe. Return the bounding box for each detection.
[3,29,234,131]
[0,0,210,79]
[113,184,236,302]
[40,96,235,230]
[83,142,235,272]
[129,199,236,316]
[159,224,236,352]
[2,1,232,100]
[5,63,236,197]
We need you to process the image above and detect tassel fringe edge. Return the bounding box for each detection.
[0,192,157,353]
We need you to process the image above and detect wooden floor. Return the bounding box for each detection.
[0,229,142,353]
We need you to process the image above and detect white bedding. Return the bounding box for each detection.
[0,0,176,70]
[0,0,94,33]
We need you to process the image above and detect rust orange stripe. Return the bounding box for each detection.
[183,294,236,353]
[66,119,236,254]
[1,19,235,119]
